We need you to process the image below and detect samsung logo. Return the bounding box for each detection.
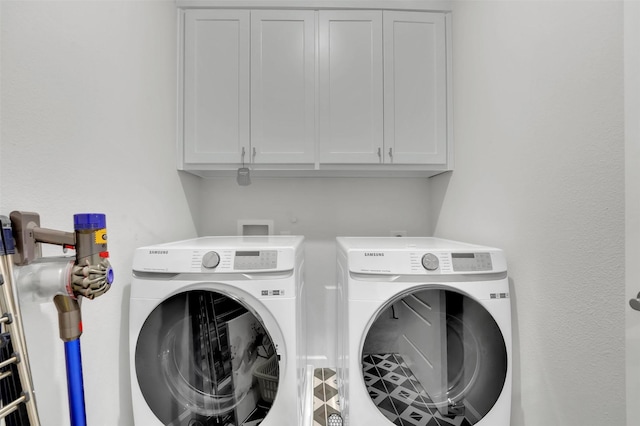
[148,250,168,255]
[364,252,385,257]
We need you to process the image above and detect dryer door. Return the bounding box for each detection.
[362,288,507,425]
[135,289,279,426]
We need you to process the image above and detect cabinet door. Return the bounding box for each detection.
[319,11,383,164]
[183,10,249,164]
[251,10,316,164]
[383,11,447,165]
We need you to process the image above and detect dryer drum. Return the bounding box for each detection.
[362,288,507,424]
[136,290,279,425]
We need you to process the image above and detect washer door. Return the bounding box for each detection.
[135,290,279,426]
[362,288,507,425]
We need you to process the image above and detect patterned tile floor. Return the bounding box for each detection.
[363,354,473,426]
[313,368,342,426]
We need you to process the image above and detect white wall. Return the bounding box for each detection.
[626,0,640,423]
[432,1,625,425]
[197,177,432,365]
[0,1,198,424]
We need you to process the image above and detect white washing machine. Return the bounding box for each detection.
[129,236,307,426]
[336,237,511,426]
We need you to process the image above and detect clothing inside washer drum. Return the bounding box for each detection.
[141,290,277,418]
[161,318,247,416]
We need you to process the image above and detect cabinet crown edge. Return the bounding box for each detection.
[176,0,453,12]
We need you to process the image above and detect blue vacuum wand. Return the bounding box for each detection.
[10,212,114,426]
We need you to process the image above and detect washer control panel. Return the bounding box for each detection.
[133,236,302,273]
[233,250,278,270]
[451,252,493,272]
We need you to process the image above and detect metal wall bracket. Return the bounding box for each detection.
[9,211,41,266]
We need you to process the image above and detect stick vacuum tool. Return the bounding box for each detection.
[10,211,115,426]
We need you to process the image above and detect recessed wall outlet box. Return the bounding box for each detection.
[237,220,274,236]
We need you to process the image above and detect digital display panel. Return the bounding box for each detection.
[452,253,475,259]
[236,251,260,257]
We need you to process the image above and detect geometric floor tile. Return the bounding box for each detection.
[313,368,342,426]
[362,354,475,426]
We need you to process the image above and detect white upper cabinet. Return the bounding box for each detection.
[251,10,316,164]
[383,11,448,165]
[183,10,249,165]
[318,11,383,164]
[179,6,452,177]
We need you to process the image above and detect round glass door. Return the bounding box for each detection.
[362,288,507,425]
[136,290,279,426]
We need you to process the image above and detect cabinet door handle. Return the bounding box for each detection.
[377,147,382,163]
[388,148,393,161]
[253,147,256,159]
[241,147,246,165]
[631,292,640,311]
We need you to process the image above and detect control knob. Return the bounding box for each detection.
[202,251,221,269]
[422,253,439,271]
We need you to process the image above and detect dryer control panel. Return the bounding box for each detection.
[347,250,505,275]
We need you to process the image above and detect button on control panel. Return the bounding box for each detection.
[233,250,278,270]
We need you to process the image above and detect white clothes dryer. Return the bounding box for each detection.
[336,237,511,426]
[130,236,307,426]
